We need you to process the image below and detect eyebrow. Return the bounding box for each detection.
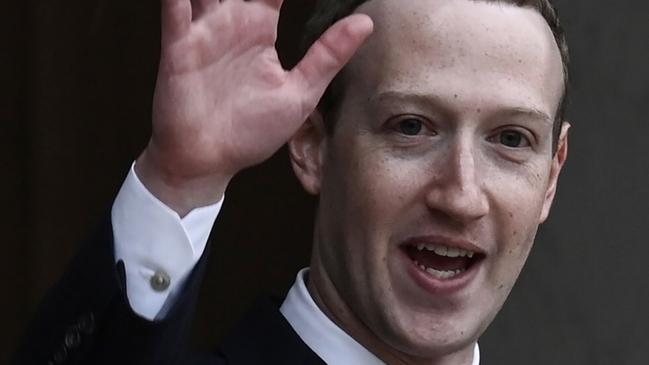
[371,91,554,125]
[500,107,554,125]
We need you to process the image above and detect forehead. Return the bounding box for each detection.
[347,0,564,116]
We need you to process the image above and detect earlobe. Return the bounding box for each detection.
[288,111,327,195]
[540,122,570,223]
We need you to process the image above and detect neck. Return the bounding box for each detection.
[307,247,476,365]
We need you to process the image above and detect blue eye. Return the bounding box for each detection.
[398,118,423,135]
[498,130,529,148]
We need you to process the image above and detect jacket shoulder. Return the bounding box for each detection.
[218,297,325,365]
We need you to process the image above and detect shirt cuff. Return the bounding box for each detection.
[111,163,223,320]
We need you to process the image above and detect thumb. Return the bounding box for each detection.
[289,14,373,103]
[161,0,192,45]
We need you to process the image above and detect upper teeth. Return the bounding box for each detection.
[416,243,475,258]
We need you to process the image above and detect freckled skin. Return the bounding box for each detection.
[290,0,569,364]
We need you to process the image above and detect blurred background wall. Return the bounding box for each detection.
[2,0,648,364]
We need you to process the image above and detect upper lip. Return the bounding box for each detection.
[399,235,487,256]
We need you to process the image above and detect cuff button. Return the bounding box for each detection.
[150,270,171,292]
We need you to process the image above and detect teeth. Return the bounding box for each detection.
[413,257,467,279]
[415,243,476,258]
[424,267,463,279]
[446,247,460,258]
[433,245,448,256]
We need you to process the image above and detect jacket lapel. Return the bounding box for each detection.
[218,297,326,365]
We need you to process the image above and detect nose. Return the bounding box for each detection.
[425,136,490,223]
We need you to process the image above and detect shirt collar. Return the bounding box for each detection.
[280,268,480,365]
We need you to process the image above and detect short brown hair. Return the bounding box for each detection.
[300,0,570,152]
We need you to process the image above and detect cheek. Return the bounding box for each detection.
[487,175,546,282]
[318,142,425,280]
[328,148,415,225]
[501,213,538,264]
[490,157,551,224]
[482,156,550,255]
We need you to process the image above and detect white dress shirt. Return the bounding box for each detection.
[112,163,223,319]
[281,268,480,365]
[111,165,480,364]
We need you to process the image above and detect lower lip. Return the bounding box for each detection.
[399,249,481,296]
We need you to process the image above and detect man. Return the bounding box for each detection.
[15,0,569,364]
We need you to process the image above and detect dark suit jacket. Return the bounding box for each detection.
[13,218,326,365]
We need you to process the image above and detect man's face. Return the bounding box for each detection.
[292,0,567,361]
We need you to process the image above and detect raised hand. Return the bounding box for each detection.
[136,0,373,215]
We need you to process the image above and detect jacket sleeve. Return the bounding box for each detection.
[12,215,220,365]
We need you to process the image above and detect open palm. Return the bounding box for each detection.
[149,0,373,181]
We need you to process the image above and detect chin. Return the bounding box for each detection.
[373,305,485,360]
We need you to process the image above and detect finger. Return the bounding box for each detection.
[255,0,284,11]
[290,14,373,102]
[161,0,192,43]
[192,0,220,21]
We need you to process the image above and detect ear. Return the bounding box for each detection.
[288,110,328,195]
[540,122,570,223]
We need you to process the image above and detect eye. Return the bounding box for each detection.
[493,130,531,148]
[397,118,424,136]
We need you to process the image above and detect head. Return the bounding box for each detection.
[301,0,569,152]
[289,0,569,363]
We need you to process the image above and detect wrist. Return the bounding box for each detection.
[135,147,231,217]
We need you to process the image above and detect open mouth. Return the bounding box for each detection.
[401,242,484,280]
